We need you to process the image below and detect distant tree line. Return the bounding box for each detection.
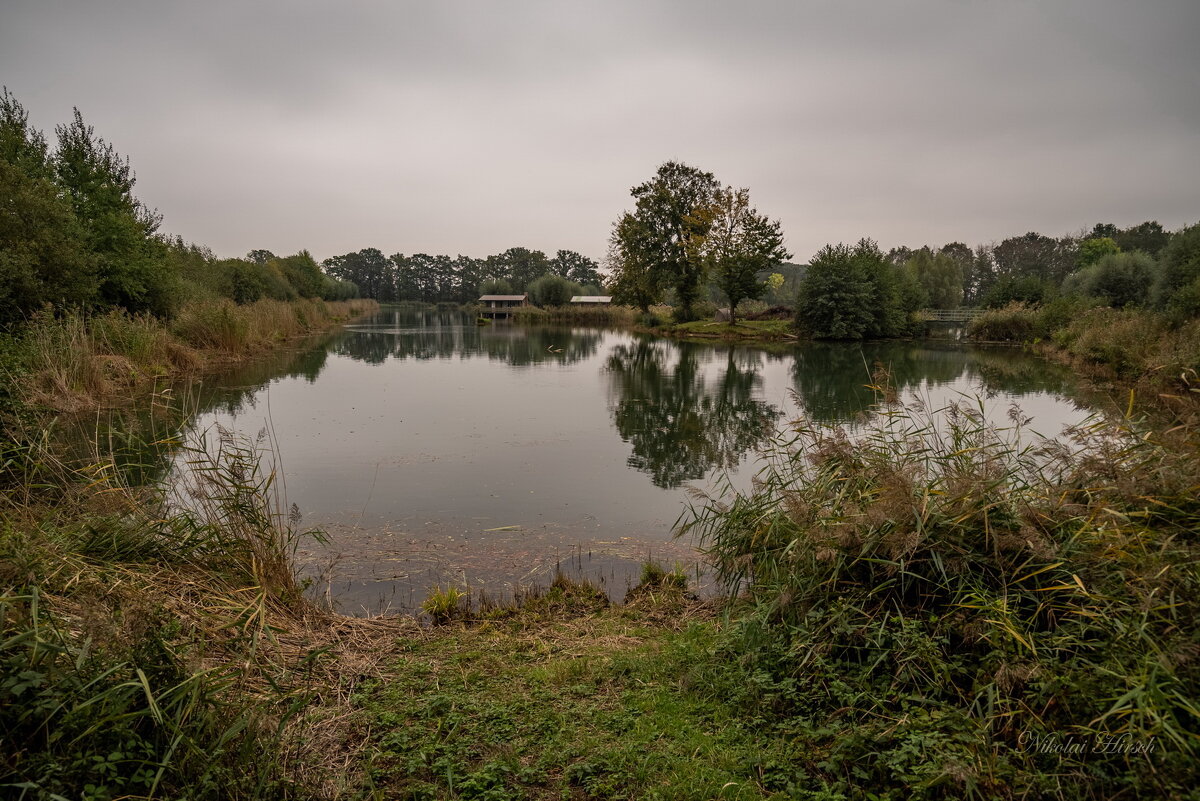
[0,89,359,328]
[797,220,1196,339]
[321,246,603,305]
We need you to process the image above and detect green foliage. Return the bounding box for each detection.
[0,589,277,800]
[635,561,688,592]
[992,232,1077,288]
[0,160,97,326]
[905,248,962,310]
[1051,306,1200,386]
[54,109,180,318]
[1089,220,1170,256]
[1076,235,1120,269]
[357,600,797,800]
[525,273,580,307]
[704,186,790,325]
[681,402,1200,799]
[548,249,602,287]
[1062,251,1155,308]
[1153,221,1200,319]
[622,162,723,322]
[478,277,514,296]
[607,212,667,312]
[797,240,913,339]
[980,274,1056,308]
[421,585,468,623]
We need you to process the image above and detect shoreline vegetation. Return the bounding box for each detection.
[6,297,378,414]
[2,93,1198,797]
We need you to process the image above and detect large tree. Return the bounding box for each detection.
[905,247,963,310]
[324,248,394,299]
[992,232,1076,287]
[703,186,790,325]
[626,162,721,321]
[548,249,602,287]
[607,212,666,312]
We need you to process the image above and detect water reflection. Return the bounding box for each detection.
[60,307,1093,614]
[791,341,1074,422]
[605,339,781,489]
[335,310,601,367]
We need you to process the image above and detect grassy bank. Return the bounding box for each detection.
[656,318,798,342]
[356,574,818,801]
[967,302,1200,404]
[2,297,377,413]
[0,425,411,799]
[507,304,640,327]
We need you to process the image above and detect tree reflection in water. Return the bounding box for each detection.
[791,341,1074,423]
[335,310,601,367]
[605,339,782,489]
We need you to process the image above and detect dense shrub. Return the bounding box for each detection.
[1153,221,1200,317]
[1062,251,1155,308]
[797,240,918,339]
[683,402,1200,799]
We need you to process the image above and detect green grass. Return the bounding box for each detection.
[357,590,802,800]
[666,319,797,341]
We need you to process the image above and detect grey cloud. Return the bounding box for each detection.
[2,0,1197,262]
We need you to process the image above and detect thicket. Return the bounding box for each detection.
[682,398,1200,799]
[0,90,360,331]
[795,239,925,340]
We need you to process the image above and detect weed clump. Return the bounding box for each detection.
[421,584,468,624]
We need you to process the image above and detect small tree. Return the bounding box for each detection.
[704,186,790,325]
[527,273,579,307]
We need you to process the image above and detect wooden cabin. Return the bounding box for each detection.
[478,294,528,319]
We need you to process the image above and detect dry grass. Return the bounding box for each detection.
[13,298,377,412]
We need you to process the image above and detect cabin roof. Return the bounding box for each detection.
[479,295,527,301]
[569,295,613,303]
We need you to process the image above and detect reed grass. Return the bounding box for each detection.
[0,418,408,799]
[679,396,1200,798]
[9,298,376,412]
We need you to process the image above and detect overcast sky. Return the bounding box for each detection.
[3,1,1198,264]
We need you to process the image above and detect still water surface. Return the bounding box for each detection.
[157,308,1091,614]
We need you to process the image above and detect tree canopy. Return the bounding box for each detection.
[703,186,790,324]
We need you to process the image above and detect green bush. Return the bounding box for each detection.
[1154,221,1200,316]
[526,273,581,307]
[1062,251,1155,308]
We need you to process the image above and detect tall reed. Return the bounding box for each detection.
[681,397,1200,799]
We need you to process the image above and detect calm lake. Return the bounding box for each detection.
[118,307,1094,614]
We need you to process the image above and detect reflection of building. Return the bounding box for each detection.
[479,294,528,319]
[569,295,612,306]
